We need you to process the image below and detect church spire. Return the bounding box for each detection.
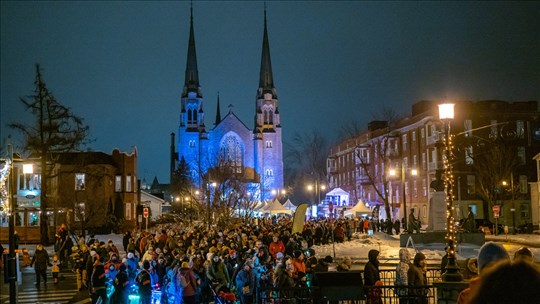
[215,92,222,126]
[257,6,277,99]
[182,3,202,98]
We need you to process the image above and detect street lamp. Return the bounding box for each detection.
[389,166,418,229]
[502,173,516,234]
[307,182,326,213]
[439,103,463,282]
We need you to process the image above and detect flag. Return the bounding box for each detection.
[291,203,309,234]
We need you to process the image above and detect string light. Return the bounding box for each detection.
[0,159,11,215]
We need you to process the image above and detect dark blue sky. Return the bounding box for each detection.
[2,1,539,183]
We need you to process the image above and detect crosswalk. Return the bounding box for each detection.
[2,272,82,304]
[4,288,79,304]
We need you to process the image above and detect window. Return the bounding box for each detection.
[421,128,425,139]
[125,203,132,220]
[403,157,408,171]
[266,169,273,176]
[517,147,526,165]
[413,180,418,197]
[219,134,244,173]
[520,203,530,218]
[516,120,525,138]
[465,146,474,165]
[422,205,427,218]
[189,140,196,148]
[126,175,132,192]
[75,173,85,191]
[405,181,409,196]
[115,175,122,192]
[468,205,477,216]
[266,140,272,148]
[413,155,417,168]
[467,175,476,194]
[402,134,408,151]
[412,131,416,142]
[422,153,426,170]
[422,179,427,197]
[519,175,528,194]
[464,120,472,137]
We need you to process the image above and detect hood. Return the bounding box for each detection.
[399,249,411,263]
[368,249,379,263]
[413,252,426,267]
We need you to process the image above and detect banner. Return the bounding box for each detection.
[291,203,309,234]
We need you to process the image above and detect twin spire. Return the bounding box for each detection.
[182,4,276,102]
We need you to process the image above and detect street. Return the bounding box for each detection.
[1,266,90,304]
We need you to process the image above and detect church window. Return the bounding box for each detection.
[189,140,196,148]
[262,105,274,125]
[266,169,273,176]
[266,140,272,148]
[220,135,243,173]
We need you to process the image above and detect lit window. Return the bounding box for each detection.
[465,146,474,165]
[519,175,528,194]
[125,203,132,220]
[75,173,85,191]
[422,179,427,196]
[266,140,272,148]
[516,120,524,138]
[467,175,476,194]
[402,134,408,151]
[520,203,529,218]
[189,140,196,148]
[412,131,416,142]
[422,205,427,218]
[115,175,122,192]
[126,175,132,192]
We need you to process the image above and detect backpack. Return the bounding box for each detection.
[178,272,190,288]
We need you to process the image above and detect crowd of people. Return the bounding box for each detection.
[27,216,540,304]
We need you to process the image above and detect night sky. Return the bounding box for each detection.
[2,1,539,183]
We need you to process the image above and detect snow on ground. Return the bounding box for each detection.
[312,232,540,263]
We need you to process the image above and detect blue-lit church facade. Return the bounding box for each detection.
[170,8,284,201]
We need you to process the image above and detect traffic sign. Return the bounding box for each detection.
[492,205,500,218]
[143,207,149,218]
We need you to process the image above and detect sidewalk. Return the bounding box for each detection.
[486,233,540,248]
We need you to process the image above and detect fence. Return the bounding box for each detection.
[257,267,445,304]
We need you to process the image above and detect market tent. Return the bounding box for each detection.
[344,199,372,217]
[261,198,293,215]
[283,199,297,212]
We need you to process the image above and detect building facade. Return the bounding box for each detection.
[327,100,540,231]
[170,8,284,201]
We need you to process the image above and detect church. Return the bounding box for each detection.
[170,6,284,201]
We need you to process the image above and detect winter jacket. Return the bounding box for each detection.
[395,249,411,296]
[268,241,285,259]
[207,261,230,285]
[235,268,256,296]
[31,248,50,271]
[91,262,107,290]
[363,250,380,286]
[179,267,199,297]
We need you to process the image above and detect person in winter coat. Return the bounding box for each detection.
[268,236,285,259]
[235,261,256,304]
[126,252,139,284]
[179,261,199,304]
[90,256,107,304]
[364,249,382,304]
[336,256,352,271]
[136,260,153,304]
[31,244,50,287]
[207,255,230,287]
[408,252,428,304]
[395,248,411,304]
[113,263,129,304]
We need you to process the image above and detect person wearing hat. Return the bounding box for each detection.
[364,249,382,303]
[136,260,153,304]
[30,244,50,288]
[235,261,256,304]
[456,242,510,304]
[395,248,411,304]
[90,256,107,304]
[514,247,534,264]
[408,252,428,304]
[179,261,199,304]
[291,250,307,286]
[112,262,130,303]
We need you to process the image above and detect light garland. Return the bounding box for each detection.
[0,158,11,215]
[443,130,457,256]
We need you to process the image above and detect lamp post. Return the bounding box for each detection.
[439,103,463,282]
[389,167,418,229]
[307,182,326,216]
[7,143,18,304]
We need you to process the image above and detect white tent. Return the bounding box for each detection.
[283,199,297,212]
[261,198,293,215]
[343,199,372,217]
[325,187,350,205]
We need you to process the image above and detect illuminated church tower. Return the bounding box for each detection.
[173,6,283,201]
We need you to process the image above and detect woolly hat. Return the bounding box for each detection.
[181,261,190,268]
[413,252,426,267]
[276,252,284,259]
[127,252,134,259]
[477,242,509,273]
[293,250,303,259]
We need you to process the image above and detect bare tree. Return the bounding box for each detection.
[9,64,90,244]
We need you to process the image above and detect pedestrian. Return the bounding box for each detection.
[513,247,534,264]
[51,254,61,284]
[336,256,352,271]
[468,261,540,304]
[394,219,401,235]
[395,248,411,304]
[456,242,510,304]
[364,249,382,304]
[136,260,153,304]
[408,252,428,304]
[112,263,129,304]
[30,244,50,288]
[179,261,200,304]
[90,256,107,304]
[14,231,20,249]
[235,261,256,304]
